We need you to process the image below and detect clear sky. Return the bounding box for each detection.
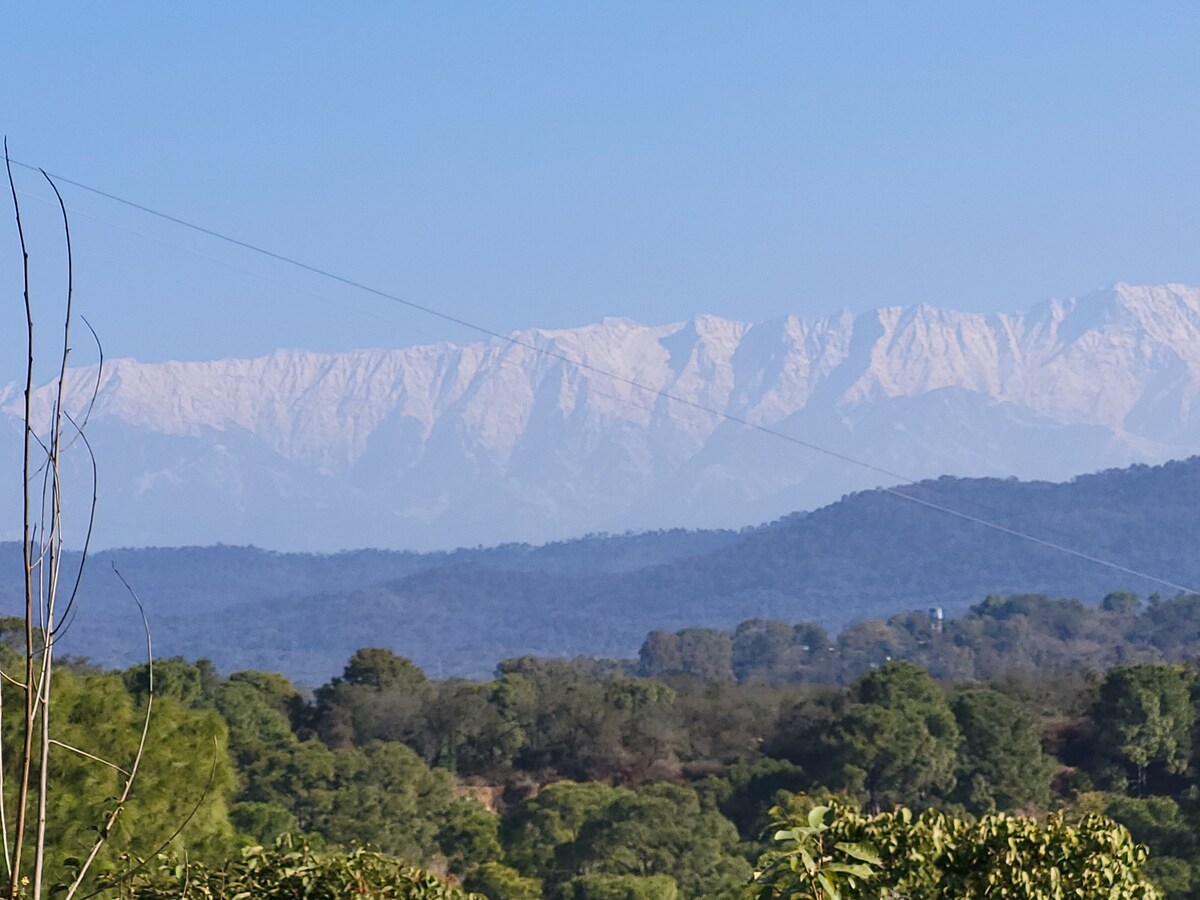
[3,3,1200,380]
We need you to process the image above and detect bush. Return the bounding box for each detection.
[105,837,481,899]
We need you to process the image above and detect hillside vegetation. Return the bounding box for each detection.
[4,601,1192,898]
[5,456,1199,681]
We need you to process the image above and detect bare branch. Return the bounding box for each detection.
[58,316,103,453]
[48,410,98,641]
[0,672,26,690]
[3,150,160,900]
[51,318,106,639]
[6,134,38,900]
[29,164,76,900]
[47,741,130,777]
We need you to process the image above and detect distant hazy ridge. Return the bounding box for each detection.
[3,456,1198,682]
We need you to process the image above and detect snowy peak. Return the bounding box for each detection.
[4,283,1200,551]
[842,305,1004,403]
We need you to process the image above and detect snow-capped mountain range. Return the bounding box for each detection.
[3,282,1200,551]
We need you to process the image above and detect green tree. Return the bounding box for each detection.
[1094,664,1194,792]
[820,663,959,812]
[304,740,461,866]
[732,620,798,682]
[439,797,503,875]
[492,660,609,779]
[1103,591,1142,615]
[123,656,220,707]
[793,622,830,654]
[2,669,238,891]
[708,759,809,840]
[313,649,434,749]
[227,669,303,722]
[424,679,525,774]
[503,781,625,880]
[233,731,468,869]
[637,629,733,682]
[637,633,682,679]
[343,648,430,690]
[464,862,543,900]
[674,681,783,768]
[563,783,750,899]
[833,621,914,680]
[207,674,319,843]
[950,687,1055,813]
[593,678,682,784]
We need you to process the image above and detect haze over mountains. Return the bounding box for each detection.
[3,456,1198,682]
[3,282,1200,551]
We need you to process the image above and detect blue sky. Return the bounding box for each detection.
[3,3,1200,378]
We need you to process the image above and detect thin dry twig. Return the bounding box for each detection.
[2,150,164,900]
[30,164,78,900]
[5,133,38,899]
[48,410,99,643]
[42,171,99,648]
[47,741,130,777]
[57,315,103,453]
[25,168,79,900]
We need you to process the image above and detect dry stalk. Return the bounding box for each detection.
[4,143,130,900]
[5,134,37,900]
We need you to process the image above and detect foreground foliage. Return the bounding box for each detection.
[105,838,480,900]
[753,803,1161,899]
[12,610,1200,896]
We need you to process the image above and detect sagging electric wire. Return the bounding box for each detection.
[6,156,1199,598]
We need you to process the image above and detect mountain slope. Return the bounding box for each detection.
[3,283,1200,550]
[7,456,1199,682]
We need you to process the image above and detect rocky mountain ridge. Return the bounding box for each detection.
[3,282,1199,550]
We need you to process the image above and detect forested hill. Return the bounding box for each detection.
[4,456,1199,681]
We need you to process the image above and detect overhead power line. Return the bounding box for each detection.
[7,156,1200,597]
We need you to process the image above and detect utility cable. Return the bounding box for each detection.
[7,157,1200,597]
[11,188,447,346]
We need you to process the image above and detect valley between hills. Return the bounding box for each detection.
[5,453,1196,683]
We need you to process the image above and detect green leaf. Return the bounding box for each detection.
[834,842,881,865]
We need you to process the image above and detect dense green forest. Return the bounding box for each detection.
[8,589,1200,898]
[637,589,1200,684]
[7,455,1200,682]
